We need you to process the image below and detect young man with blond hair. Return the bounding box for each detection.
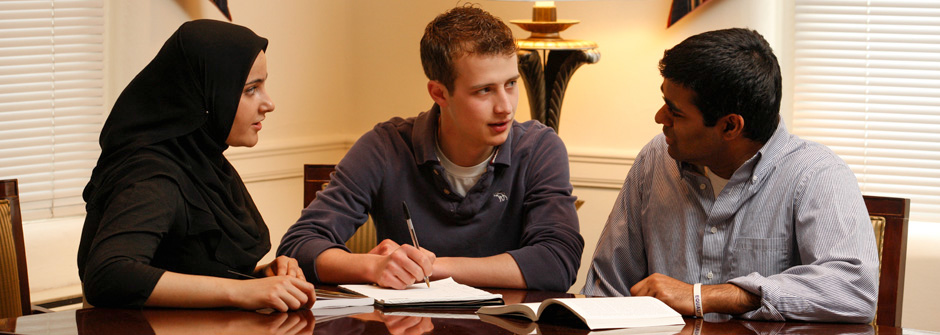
[279,5,583,292]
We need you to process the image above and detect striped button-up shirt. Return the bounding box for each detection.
[582,121,878,322]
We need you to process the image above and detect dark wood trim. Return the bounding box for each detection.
[303,164,335,208]
[863,195,909,328]
[0,179,30,317]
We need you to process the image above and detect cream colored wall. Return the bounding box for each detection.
[20,0,938,331]
[106,1,356,140]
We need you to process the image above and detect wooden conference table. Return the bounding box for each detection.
[1,287,936,335]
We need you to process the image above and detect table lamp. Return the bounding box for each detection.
[494,0,601,133]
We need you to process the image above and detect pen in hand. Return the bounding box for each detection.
[402,201,431,288]
[227,269,257,279]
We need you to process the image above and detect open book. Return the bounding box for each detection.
[338,277,503,307]
[476,297,683,330]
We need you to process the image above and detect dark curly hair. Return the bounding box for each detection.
[660,28,782,143]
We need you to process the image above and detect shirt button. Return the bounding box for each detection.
[751,176,758,182]
[710,226,718,234]
[699,183,706,190]
[706,272,714,279]
[443,189,451,195]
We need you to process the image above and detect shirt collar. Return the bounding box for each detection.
[676,118,789,183]
[750,118,790,181]
[412,104,513,168]
[412,104,440,166]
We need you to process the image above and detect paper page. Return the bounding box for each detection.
[477,302,541,318]
[518,303,541,315]
[383,311,481,320]
[549,297,678,320]
[312,295,374,309]
[545,297,683,329]
[339,277,502,305]
[587,324,685,335]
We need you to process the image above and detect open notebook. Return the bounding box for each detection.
[339,277,503,307]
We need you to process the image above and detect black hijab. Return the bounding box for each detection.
[82,19,270,271]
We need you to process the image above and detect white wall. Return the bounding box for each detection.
[20,0,939,331]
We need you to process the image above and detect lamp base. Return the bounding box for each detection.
[517,48,600,133]
[509,2,601,133]
[516,38,598,51]
[510,19,597,50]
[510,19,579,35]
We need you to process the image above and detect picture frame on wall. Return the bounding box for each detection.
[667,0,713,27]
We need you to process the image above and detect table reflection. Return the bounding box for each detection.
[75,308,316,335]
[537,317,878,335]
[0,287,906,335]
[315,310,494,335]
[688,318,876,335]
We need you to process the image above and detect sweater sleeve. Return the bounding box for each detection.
[505,130,584,291]
[277,128,386,282]
[80,177,184,307]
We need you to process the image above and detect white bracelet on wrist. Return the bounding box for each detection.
[693,283,704,318]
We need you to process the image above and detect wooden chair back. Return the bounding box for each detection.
[0,179,30,318]
[303,165,377,253]
[864,195,909,327]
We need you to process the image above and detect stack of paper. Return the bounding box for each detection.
[339,277,503,307]
[312,288,375,309]
[311,288,376,322]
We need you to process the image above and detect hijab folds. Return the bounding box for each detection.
[82,20,270,272]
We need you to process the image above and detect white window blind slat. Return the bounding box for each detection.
[0,164,54,180]
[798,128,940,144]
[0,0,103,221]
[54,144,100,155]
[795,92,940,107]
[803,139,940,156]
[795,49,940,62]
[795,109,940,124]
[795,102,939,115]
[0,127,54,142]
[796,58,940,72]
[794,112,940,125]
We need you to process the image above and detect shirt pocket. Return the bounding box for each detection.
[731,237,790,278]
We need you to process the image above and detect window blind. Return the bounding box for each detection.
[793,0,940,223]
[0,0,104,221]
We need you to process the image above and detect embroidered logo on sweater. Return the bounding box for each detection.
[493,192,508,202]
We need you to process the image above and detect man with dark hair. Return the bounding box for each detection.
[582,28,878,322]
[278,5,583,292]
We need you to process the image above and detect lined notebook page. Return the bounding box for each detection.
[339,277,502,305]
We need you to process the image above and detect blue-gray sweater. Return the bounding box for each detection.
[278,105,583,291]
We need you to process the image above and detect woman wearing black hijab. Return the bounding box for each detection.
[77,20,315,311]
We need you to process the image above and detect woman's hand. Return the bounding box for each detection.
[229,276,316,312]
[257,255,306,281]
[147,271,315,311]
